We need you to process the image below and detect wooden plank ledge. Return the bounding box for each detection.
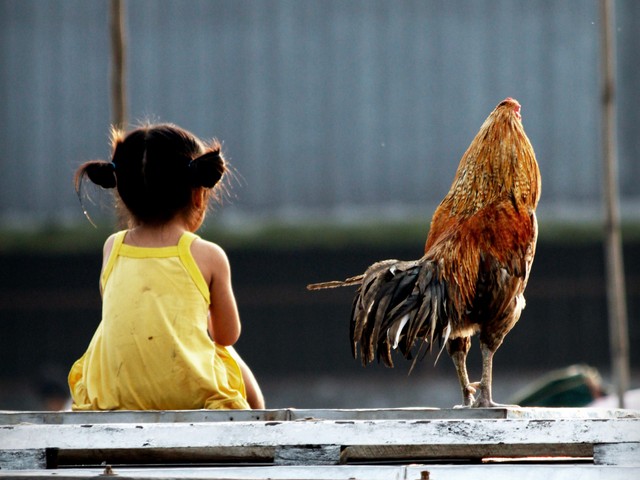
[1,407,637,425]
[1,408,639,471]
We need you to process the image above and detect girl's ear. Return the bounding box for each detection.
[187,188,208,232]
[192,188,206,210]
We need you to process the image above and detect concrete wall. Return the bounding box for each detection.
[1,0,639,227]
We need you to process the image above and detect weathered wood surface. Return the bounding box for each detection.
[594,442,640,465]
[1,408,639,471]
[1,407,636,425]
[2,419,639,464]
[3,418,639,451]
[0,450,46,470]
[1,464,639,480]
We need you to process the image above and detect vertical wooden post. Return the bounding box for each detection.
[600,0,629,409]
[110,0,127,129]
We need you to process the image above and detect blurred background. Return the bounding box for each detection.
[0,0,638,410]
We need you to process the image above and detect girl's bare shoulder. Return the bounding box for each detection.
[190,237,231,284]
[191,237,228,261]
[102,233,119,260]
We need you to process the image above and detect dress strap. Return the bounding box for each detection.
[100,230,127,291]
[178,232,211,303]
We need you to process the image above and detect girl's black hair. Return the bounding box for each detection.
[75,123,226,227]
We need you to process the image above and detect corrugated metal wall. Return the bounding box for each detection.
[1,0,639,227]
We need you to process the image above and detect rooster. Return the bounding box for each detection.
[308,98,541,407]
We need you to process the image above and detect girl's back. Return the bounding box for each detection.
[68,123,263,410]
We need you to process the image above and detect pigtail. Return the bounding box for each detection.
[188,147,226,188]
[75,161,118,191]
[73,160,118,226]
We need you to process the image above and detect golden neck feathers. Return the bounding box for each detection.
[443,98,541,217]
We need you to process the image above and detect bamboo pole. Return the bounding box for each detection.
[600,0,629,409]
[110,0,127,129]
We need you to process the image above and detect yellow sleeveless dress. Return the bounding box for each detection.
[68,230,249,410]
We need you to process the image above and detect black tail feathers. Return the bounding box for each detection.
[349,257,452,369]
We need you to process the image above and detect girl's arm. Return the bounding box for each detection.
[193,240,242,346]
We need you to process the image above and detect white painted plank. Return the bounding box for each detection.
[502,408,640,420]
[0,408,498,425]
[0,409,287,425]
[0,464,638,479]
[594,442,640,466]
[1,418,638,450]
[0,450,46,470]
[1,408,637,425]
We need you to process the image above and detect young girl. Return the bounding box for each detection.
[68,123,264,410]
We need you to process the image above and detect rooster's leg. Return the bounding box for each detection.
[473,342,518,408]
[447,337,475,407]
